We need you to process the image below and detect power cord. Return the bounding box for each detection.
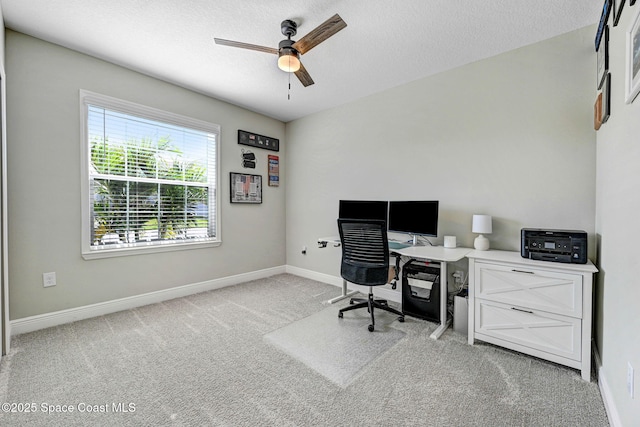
[416,235,435,246]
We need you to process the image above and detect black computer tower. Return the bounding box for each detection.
[402,260,441,322]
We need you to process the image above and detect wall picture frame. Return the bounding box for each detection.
[596,0,613,50]
[614,0,626,26]
[230,172,262,204]
[625,5,640,103]
[267,155,279,187]
[602,73,611,122]
[594,92,603,130]
[598,26,610,89]
[238,129,279,152]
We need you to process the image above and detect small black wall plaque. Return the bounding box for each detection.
[238,130,279,152]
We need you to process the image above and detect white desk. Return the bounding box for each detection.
[318,237,471,339]
[395,245,471,339]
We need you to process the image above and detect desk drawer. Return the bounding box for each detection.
[475,300,581,361]
[475,263,582,318]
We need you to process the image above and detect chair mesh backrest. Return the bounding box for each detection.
[337,218,390,286]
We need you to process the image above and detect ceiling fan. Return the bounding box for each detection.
[214,14,347,87]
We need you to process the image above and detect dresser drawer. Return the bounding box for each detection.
[475,299,581,361]
[475,263,582,318]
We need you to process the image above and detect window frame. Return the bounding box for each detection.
[80,90,221,260]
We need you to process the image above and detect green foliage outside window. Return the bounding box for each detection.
[90,136,209,246]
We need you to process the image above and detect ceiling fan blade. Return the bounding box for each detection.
[292,14,347,55]
[214,38,278,55]
[294,62,314,87]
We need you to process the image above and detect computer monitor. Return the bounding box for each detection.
[338,200,388,222]
[388,201,439,243]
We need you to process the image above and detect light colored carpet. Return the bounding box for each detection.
[264,303,406,387]
[0,274,609,426]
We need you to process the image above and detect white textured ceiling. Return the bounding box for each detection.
[1,0,601,122]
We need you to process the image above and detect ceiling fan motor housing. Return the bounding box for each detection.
[281,19,298,38]
[278,39,297,53]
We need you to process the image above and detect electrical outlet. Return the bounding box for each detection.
[628,362,635,399]
[43,272,56,287]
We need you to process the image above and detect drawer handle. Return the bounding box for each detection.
[511,307,534,314]
[511,269,534,274]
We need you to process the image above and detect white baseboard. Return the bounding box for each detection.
[285,265,343,287]
[593,345,622,427]
[285,265,402,304]
[11,265,401,336]
[11,266,286,336]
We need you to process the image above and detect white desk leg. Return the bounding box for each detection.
[328,279,358,304]
[467,258,476,345]
[430,261,451,340]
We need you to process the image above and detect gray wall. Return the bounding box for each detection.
[594,7,640,425]
[5,30,286,319]
[285,26,597,280]
[0,4,8,355]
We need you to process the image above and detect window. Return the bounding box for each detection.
[80,91,220,259]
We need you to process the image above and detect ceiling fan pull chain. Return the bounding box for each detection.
[288,71,291,100]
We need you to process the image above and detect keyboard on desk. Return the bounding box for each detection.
[389,241,410,250]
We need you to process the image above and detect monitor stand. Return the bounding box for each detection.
[411,234,419,246]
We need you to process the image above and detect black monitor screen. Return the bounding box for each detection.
[388,201,439,237]
[338,200,388,222]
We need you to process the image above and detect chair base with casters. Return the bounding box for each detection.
[338,286,405,332]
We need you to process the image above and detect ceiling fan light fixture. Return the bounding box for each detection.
[277,48,300,72]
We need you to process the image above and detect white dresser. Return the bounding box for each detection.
[466,250,598,381]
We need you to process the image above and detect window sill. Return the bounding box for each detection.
[82,239,222,260]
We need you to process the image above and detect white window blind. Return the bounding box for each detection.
[80,91,220,258]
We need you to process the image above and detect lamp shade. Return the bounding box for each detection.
[472,215,492,234]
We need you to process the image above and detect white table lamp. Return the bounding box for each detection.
[472,215,492,251]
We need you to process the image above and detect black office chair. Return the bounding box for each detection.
[337,218,405,331]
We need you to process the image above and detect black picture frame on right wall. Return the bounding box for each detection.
[614,0,626,26]
[598,26,610,89]
[626,4,640,103]
[596,0,613,50]
[602,73,611,122]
